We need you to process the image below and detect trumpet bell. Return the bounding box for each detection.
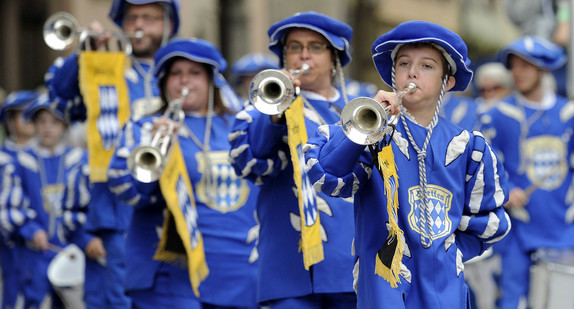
[43,12,79,50]
[127,145,165,183]
[341,97,393,145]
[249,69,297,115]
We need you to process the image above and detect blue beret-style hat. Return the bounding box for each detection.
[109,0,180,35]
[268,11,353,67]
[231,53,280,76]
[154,38,229,87]
[0,90,38,121]
[499,36,566,71]
[372,21,473,92]
[23,93,67,123]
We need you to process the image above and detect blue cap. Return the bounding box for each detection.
[109,0,180,35]
[154,38,228,87]
[23,93,67,123]
[499,36,566,71]
[268,11,353,67]
[372,21,473,92]
[231,53,280,76]
[0,90,38,121]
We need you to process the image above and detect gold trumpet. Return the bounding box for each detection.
[341,83,416,145]
[127,88,189,183]
[43,12,143,54]
[249,64,310,115]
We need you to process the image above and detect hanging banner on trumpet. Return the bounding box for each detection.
[156,139,209,297]
[79,51,131,182]
[284,96,324,269]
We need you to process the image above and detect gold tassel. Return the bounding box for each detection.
[374,143,404,288]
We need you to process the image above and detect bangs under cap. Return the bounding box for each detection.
[499,36,566,71]
[267,11,353,67]
[0,90,39,121]
[372,20,473,92]
[109,0,180,35]
[154,38,229,87]
[23,93,67,123]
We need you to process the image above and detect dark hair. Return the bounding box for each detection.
[158,57,233,116]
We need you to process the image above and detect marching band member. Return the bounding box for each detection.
[304,21,511,308]
[107,38,258,308]
[0,90,38,309]
[479,36,574,309]
[9,94,85,308]
[228,11,358,308]
[44,1,182,307]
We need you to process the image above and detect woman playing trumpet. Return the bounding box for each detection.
[228,11,358,308]
[108,38,259,308]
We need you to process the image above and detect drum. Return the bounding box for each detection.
[530,248,574,309]
[47,244,86,309]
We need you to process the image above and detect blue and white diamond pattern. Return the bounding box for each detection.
[96,86,121,150]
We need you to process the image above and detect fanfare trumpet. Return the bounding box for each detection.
[43,11,143,54]
[249,64,310,115]
[341,83,416,145]
[127,88,189,183]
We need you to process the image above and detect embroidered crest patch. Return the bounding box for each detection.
[407,185,453,240]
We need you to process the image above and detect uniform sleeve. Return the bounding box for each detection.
[456,130,511,260]
[303,124,373,198]
[44,54,87,122]
[0,161,35,239]
[107,119,161,208]
[228,104,290,184]
[61,156,94,249]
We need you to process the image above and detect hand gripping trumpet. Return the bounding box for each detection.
[127,88,189,183]
[43,11,143,54]
[341,83,416,145]
[249,64,310,115]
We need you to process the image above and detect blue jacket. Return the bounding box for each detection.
[305,115,510,308]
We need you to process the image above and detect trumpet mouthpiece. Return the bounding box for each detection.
[406,83,416,93]
[134,31,144,39]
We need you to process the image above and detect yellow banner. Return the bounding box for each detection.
[284,97,324,269]
[157,140,209,296]
[78,51,130,182]
[374,143,403,288]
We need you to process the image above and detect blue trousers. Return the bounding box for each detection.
[84,230,131,309]
[262,293,356,309]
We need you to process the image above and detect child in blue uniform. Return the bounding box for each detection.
[107,38,258,309]
[0,90,38,309]
[228,11,357,308]
[479,36,574,309]
[9,94,85,308]
[304,21,511,308]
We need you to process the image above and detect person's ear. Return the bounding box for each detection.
[445,76,456,92]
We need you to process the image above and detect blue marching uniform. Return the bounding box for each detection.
[229,91,357,304]
[0,140,31,309]
[46,52,155,308]
[0,90,38,309]
[12,142,85,308]
[304,118,511,308]
[440,93,479,132]
[480,92,574,307]
[108,112,259,308]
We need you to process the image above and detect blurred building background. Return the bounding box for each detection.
[0,0,522,97]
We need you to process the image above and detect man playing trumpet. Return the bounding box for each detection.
[44,1,180,308]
